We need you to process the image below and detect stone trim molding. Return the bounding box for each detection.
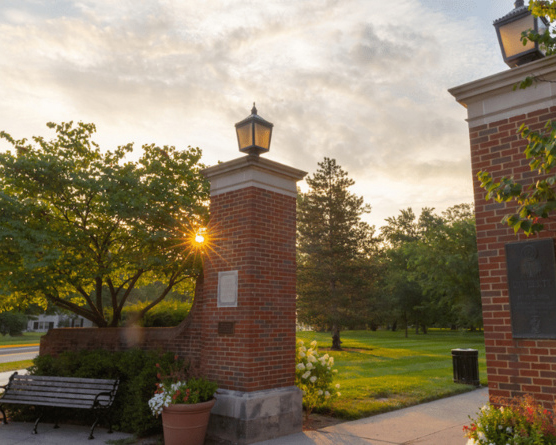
[202,154,307,197]
[449,56,556,128]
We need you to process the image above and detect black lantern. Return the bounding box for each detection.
[234,103,273,156]
[493,0,549,68]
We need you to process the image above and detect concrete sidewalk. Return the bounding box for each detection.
[258,387,488,445]
[0,384,488,445]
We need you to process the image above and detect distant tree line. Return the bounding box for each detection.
[296,158,481,348]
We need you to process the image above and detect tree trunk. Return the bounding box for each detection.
[331,325,342,351]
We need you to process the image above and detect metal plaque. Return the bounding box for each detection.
[218,321,235,336]
[505,239,556,338]
[218,270,238,308]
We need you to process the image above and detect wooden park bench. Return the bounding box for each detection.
[0,372,119,440]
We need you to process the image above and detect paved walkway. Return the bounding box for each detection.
[0,369,487,445]
[258,387,487,445]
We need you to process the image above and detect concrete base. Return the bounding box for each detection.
[206,386,303,445]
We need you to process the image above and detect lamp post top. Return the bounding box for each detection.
[493,2,529,25]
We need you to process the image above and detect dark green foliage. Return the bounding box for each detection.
[380,205,481,334]
[297,158,380,349]
[29,348,178,436]
[0,121,209,326]
[121,300,192,327]
[0,312,27,336]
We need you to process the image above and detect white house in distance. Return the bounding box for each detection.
[27,313,93,332]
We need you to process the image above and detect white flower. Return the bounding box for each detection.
[324,391,330,399]
[308,355,317,363]
[296,363,305,371]
[310,376,317,383]
[306,362,314,370]
[311,340,318,348]
[299,351,306,358]
[323,354,329,360]
[335,384,340,389]
[318,390,323,395]
[302,371,311,380]
[506,426,512,433]
[328,357,334,366]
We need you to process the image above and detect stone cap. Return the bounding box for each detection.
[202,154,307,197]
[448,56,556,128]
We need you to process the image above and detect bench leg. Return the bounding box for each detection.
[0,405,7,425]
[33,414,43,435]
[89,415,99,440]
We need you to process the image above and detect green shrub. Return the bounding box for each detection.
[121,300,192,327]
[0,312,27,336]
[28,348,179,436]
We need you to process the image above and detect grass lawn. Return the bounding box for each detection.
[0,332,43,347]
[0,360,34,373]
[0,332,43,374]
[297,329,486,420]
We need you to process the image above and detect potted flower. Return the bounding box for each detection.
[148,356,218,445]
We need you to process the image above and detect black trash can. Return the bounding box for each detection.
[452,348,480,386]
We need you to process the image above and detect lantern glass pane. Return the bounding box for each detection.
[236,123,253,149]
[499,15,536,58]
[254,123,271,149]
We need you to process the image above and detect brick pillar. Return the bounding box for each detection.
[450,56,556,409]
[201,154,306,444]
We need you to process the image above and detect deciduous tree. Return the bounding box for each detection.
[0,121,209,327]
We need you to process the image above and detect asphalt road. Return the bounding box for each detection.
[0,345,39,364]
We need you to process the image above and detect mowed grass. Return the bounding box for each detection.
[297,329,486,420]
[0,360,34,373]
[0,332,43,347]
[0,332,43,374]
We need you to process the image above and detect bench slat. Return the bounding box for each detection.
[14,375,116,385]
[9,380,116,391]
[7,384,114,396]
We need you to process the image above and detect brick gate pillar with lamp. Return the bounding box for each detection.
[449,1,556,409]
[200,105,306,444]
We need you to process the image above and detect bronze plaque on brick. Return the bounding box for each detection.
[218,321,235,336]
[506,239,556,338]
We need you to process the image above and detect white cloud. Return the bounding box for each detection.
[0,0,514,227]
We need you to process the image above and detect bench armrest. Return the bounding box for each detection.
[92,379,119,409]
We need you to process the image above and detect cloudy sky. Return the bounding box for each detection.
[0,0,514,229]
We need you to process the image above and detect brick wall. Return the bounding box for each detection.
[40,276,205,364]
[472,105,556,408]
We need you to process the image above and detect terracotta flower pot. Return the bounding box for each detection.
[161,399,216,445]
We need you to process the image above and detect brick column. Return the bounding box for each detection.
[450,56,556,409]
[201,154,306,444]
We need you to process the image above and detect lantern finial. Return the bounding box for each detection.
[251,103,257,115]
[514,0,524,8]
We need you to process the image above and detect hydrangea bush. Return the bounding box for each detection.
[464,395,556,445]
[295,339,340,419]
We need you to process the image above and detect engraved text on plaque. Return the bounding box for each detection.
[505,239,556,338]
